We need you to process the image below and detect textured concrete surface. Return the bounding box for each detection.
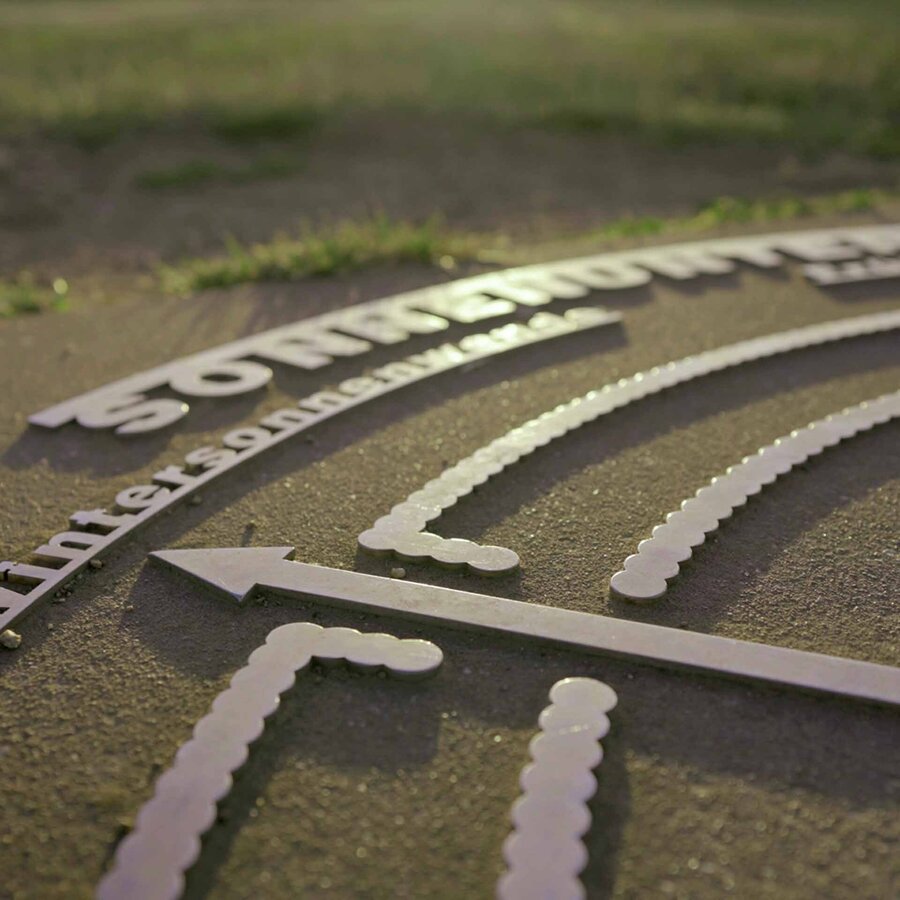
[1,222,898,899]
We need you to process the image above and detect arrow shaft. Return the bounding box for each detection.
[266,560,900,706]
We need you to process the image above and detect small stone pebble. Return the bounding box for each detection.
[0,629,22,650]
[189,495,203,506]
[89,559,104,570]
[389,567,406,579]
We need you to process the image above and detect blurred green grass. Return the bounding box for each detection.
[2,0,899,156]
[593,188,888,239]
[160,188,897,294]
[159,216,486,294]
[0,273,69,317]
[135,153,301,189]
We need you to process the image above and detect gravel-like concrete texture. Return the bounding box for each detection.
[1,223,898,899]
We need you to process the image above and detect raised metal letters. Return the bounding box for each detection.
[96,624,443,900]
[609,390,900,602]
[804,256,900,286]
[30,225,900,434]
[0,308,617,633]
[357,310,900,573]
[151,549,900,706]
[498,677,617,900]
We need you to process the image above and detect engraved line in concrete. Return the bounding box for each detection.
[497,677,617,900]
[151,549,900,707]
[95,624,442,900]
[357,309,900,574]
[30,224,900,434]
[609,390,900,602]
[1,308,616,632]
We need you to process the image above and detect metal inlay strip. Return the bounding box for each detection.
[498,677,617,900]
[358,310,900,573]
[96,624,443,900]
[0,308,618,633]
[31,224,900,434]
[609,390,900,602]
[151,549,900,706]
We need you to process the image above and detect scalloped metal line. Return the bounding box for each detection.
[96,624,443,900]
[609,390,900,602]
[497,677,617,900]
[358,310,900,574]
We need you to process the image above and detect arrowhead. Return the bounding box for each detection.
[150,546,296,602]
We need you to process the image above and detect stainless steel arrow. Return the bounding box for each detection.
[151,548,900,707]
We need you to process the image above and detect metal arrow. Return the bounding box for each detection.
[151,547,900,707]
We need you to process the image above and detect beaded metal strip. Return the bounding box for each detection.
[96,624,442,900]
[358,310,900,573]
[609,390,900,601]
[498,677,618,900]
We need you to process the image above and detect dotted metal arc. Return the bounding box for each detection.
[610,390,900,602]
[497,677,618,900]
[96,624,443,900]
[358,310,900,574]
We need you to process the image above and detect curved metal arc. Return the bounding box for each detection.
[357,310,900,574]
[1,308,615,633]
[609,390,900,602]
[30,224,900,434]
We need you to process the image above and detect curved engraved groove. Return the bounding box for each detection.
[610,390,900,602]
[497,677,617,900]
[358,310,900,574]
[96,624,442,900]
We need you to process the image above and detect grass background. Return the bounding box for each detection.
[2,0,899,157]
[1,0,899,303]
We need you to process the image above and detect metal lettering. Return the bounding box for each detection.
[151,466,197,489]
[258,407,313,431]
[1,308,617,632]
[168,360,273,398]
[69,509,136,533]
[297,389,349,415]
[335,307,448,343]
[252,328,370,369]
[222,426,274,451]
[182,446,238,471]
[32,531,106,564]
[804,256,900,286]
[75,393,189,436]
[114,484,171,512]
[28,225,900,434]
